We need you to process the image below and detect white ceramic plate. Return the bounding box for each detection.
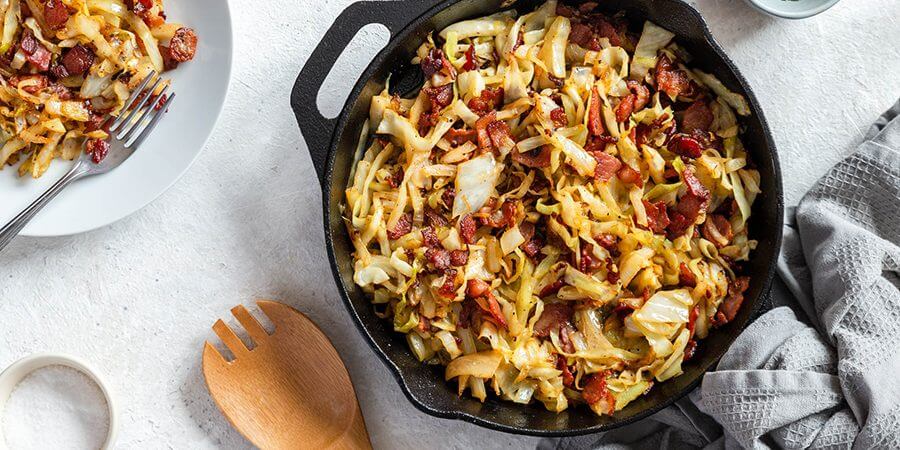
[0,0,233,237]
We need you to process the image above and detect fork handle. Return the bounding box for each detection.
[0,161,89,250]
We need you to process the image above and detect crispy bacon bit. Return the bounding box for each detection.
[668,133,704,159]
[486,119,512,150]
[655,55,691,99]
[663,166,680,181]
[550,107,568,128]
[61,44,95,76]
[466,279,491,298]
[462,44,477,71]
[458,214,477,244]
[588,86,605,137]
[596,234,618,254]
[592,151,622,182]
[712,276,750,326]
[522,232,544,259]
[387,168,403,189]
[512,145,552,168]
[467,87,504,116]
[556,355,575,388]
[424,209,447,228]
[437,268,458,298]
[84,112,108,132]
[594,16,622,46]
[458,298,478,328]
[86,139,109,164]
[474,111,496,151]
[682,100,713,133]
[533,303,574,338]
[684,339,698,360]
[387,213,413,240]
[449,249,469,266]
[687,304,701,337]
[43,0,70,30]
[426,247,451,270]
[11,75,48,94]
[476,292,508,329]
[480,200,518,228]
[579,244,602,273]
[442,188,455,210]
[424,83,453,108]
[539,279,565,298]
[444,127,477,146]
[679,262,697,288]
[421,226,440,248]
[626,80,650,111]
[582,373,615,413]
[702,214,733,248]
[421,48,445,78]
[19,31,51,71]
[556,3,576,17]
[570,23,593,47]
[666,167,710,239]
[168,27,197,63]
[642,200,670,234]
[615,94,635,123]
[605,258,619,283]
[616,164,643,188]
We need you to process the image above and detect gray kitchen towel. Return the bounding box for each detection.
[541,100,900,450]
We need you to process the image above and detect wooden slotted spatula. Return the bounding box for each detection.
[202,300,371,449]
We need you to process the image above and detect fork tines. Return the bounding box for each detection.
[108,71,176,149]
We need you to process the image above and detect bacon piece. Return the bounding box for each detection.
[61,44,95,76]
[477,292,508,329]
[605,258,619,283]
[570,23,593,47]
[626,80,650,111]
[556,355,575,388]
[522,229,544,259]
[582,373,615,414]
[462,44,477,71]
[579,1,599,12]
[679,262,697,288]
[655,55,691,99]
[550,107,568,128]
[426,247,451,270]
[467,87,504,116]
[486,119,512,150]
[579,244,602,273]
[687,304,701,337]
[595,234,618,254]
[43,0,69,30]
[616,164,643,188]
[169,27,198,63]
[538,279,565,298]
[84,112,109,132]
[480,200,518,228]
[420,48,445,78]
[442,188,455,210]
[556,3,576,17]
[421,226,440,248]
[684,339,698,361]
[615,94,635,123]
[702,214,733,248]
[593,16,622,47]
[10,75,48,94]
[682,100,713,133]
[474,111,496,151]
[449,249,469,266]
[533,303,573,338]
[424,209,448,228]
[424,83,453,108]
[588,86,605,137]
[712,276,750,326]
[642,200,670,234]
[387,213,413,240]
[512,145,551,168]
[444,127,477,146]
[437,269,458,298]
[86,139,109,164]
[19,31,50,71]
[666,167,711,239]
[458,214,477,244]
[591,151,622,182]
[668,133,703,159]
[466,279,490,298]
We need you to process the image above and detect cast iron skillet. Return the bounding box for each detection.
[291,0,784,436]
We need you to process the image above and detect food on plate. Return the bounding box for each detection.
[0,0,197,178]
[344,0,760,416]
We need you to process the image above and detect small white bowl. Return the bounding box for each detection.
[0,353,118,450]
[743,0,841,19]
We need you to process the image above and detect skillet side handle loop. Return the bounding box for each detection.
[291,0,443,188]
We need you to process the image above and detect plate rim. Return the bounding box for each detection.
[19,0,236,237]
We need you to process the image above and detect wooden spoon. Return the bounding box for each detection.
[202,300,371,449]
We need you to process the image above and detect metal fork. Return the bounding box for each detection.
[0,71,175,251]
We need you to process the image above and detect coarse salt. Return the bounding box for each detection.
[2,365,109,450]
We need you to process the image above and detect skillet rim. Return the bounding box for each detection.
[312,0,785,436]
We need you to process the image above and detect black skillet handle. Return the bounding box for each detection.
[291,0,442,188]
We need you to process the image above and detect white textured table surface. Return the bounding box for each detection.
[2,0,899,448]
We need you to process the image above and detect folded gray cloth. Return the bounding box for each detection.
[542,100,900,450]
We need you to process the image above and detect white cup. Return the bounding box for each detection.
[0,353,118,450]
[743,0,841,19]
